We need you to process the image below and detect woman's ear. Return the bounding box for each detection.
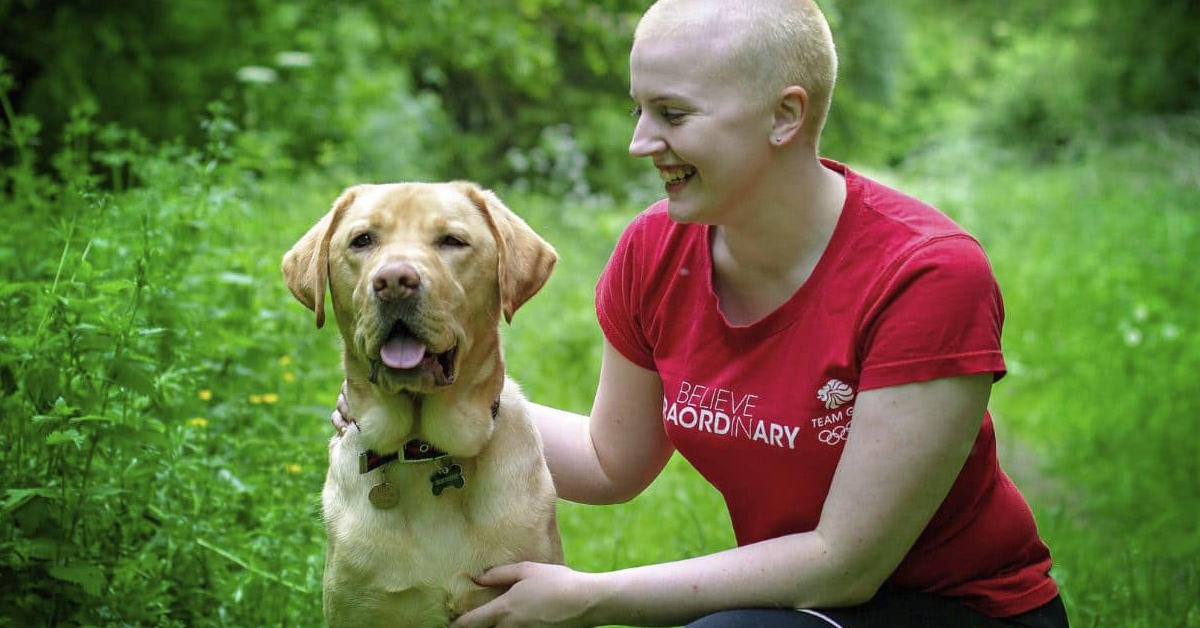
[771,85,809,146]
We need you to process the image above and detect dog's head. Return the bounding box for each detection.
[282,182,556,449]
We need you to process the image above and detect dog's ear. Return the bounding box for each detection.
[281,187,359,328]
[458,182,557,323]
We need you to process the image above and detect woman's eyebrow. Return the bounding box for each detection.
[629,92,690,104]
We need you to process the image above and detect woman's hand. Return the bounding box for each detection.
[451,562,601,628]
[331,380,358,435]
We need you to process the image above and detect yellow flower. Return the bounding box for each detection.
[283,372,295,383]
[262,393,279,404]
[285,463,302,475]
[199,389,212,401]
[189,417,208,428]
[279,355,293,366]
[249,394,263,405]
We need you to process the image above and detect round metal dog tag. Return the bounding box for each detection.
[368,482,399,509]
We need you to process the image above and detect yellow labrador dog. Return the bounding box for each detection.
[282,182,563,628]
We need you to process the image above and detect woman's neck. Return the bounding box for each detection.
[709,156,846,325]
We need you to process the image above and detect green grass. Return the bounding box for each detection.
[2,110,1198,626]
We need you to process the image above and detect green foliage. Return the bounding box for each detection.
[2,0,296,150]
[3,4,1200,626]
[18,0,1196,196]
[915,0,1200,155]
[818,0,911,163]
[1086,0,1200,116]
[0,0,649,198]
[0,82,334,626]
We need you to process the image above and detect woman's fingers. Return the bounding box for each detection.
[332,380,358,434]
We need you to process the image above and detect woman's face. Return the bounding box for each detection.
[628,29,775,225]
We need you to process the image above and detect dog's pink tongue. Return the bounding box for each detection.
[380,336,427,369]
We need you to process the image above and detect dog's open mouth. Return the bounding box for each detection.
[378,320,457,385]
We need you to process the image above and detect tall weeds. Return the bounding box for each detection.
[1,73,333,626]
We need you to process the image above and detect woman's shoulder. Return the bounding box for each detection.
[823,163,997,298]
[844,164,978,245]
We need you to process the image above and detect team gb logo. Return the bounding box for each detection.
[817,379,855,410]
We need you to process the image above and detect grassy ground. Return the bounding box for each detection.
[1,113,1197,626]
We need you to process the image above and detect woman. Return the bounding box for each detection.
[336,1,1069,626]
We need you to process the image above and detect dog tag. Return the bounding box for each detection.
[430,464,465,496]
[368,482,400,509]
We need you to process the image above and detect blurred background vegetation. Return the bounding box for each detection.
[6,0,1198,193]
[1,0,1198,626]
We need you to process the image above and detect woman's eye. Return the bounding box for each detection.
[662,109,685,123]
[350,233,373,249]
[437,234,469,248]
[629,104,684,123]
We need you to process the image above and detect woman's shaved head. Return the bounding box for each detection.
[634,0,838,142]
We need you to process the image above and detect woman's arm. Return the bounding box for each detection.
[531,340,674,504]
[452,371,992,628]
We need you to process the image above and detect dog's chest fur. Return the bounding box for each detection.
[320,395,559,627]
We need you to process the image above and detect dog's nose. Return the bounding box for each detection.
[373,261,421,301]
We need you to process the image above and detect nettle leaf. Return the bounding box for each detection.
[51,397,79,417]
[25,365,63,402]
[1,488,58,514]
[49,561,107,597]
[112,359,157,396]
[74,328,114,357]
[69,414,116,424]
[26,536,60,560]
[11,496,54,532]
[31,413,58,426]
[46,428,84,447]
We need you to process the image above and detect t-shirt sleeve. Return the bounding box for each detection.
[595,214,658,371]
[858,235,1006,391]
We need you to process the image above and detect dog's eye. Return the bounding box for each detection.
[350,233,374,249]
[437,235,469,249]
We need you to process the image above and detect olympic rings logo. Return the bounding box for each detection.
[818,423,851,445]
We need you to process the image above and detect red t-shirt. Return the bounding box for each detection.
[595,160,1058,616]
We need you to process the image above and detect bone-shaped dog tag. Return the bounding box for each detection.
[368,482,400,509]
[430,464,465,496]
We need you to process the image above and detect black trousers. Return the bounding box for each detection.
[684,588,1069,628]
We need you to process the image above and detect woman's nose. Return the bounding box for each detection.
[628,115,666,158]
